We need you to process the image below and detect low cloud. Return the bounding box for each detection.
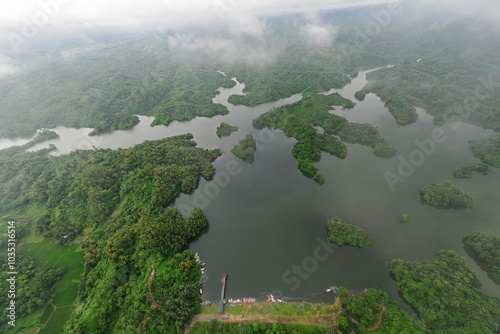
[168,32,281,66]
[0,55,19,78]
[299,13,338,47]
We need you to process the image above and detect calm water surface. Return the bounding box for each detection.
[6,70,499,313]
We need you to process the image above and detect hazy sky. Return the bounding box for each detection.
[0,0,499,76]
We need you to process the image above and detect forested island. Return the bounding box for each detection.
[326,217,371,248]
[253,93,395,183]
[216,122,238,138]
[420,180,474,209]
[1,2,500,333]
[231,133,257,163]
[464,232,500,281]
[453,163,490,178]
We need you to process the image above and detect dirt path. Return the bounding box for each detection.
[146,253,160,308]
[367,306,386,332]
[185,314,337,333]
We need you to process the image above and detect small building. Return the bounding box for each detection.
[218,301,224,314]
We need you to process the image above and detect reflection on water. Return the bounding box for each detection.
[3,71,499,313]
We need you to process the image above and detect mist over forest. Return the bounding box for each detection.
[1,1,500,334]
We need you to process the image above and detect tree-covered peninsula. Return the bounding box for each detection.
[420,180,474,209]
[469,134,500,168]
[340,288,425,333]
[390,250,500,334]
[464,232,500,281]
[326,217,371,248]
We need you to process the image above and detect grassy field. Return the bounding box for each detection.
[41,306,76,334]
[20,238,83,334]
[39,304,56,324]
[201,301,339,317]
[189,321,331,334]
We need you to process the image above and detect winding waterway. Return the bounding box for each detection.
[4,69,499,313]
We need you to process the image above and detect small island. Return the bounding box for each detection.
[453,163,490,179]
[464,232,500,281]
[402,213,412,223]
[216,122,238,138]
[420,180,474,209]
[354,90,367,101]
[326,217,371,248]
[231,133,256,163]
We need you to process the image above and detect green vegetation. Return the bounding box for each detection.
[341,288,426,333]
[0,134,222,333]
[0,257,64,327]
[464,232,500,281]
[453,163,491,178]
[337,123,396,158]
[231,134,257,163]
[0,134,220,239]
[0,231,84,334]
[189,321,331,334]
[402,213,412,223]
[469,134,500,167]
[216,122,238,138]
[0,44,235,138]
[253,93,394,183]
[390,250,500,334]
[354,90,366,101]
[227,61,351,107]
[24,130,59,148]
[420,180,474,209]
[326,217,371,248]
[363,84,418,125]
[200,302,338,317]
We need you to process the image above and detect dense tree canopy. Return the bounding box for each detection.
[341,288,426,333]
[453,163,490,179]
[390,250,500,334]
[231,133,257,163]
[420,180,474,209]
[464,232,500,281]
[469,134,500,167]
[326,217,371,248]
[216,122,239,138]
[253,93,395,183]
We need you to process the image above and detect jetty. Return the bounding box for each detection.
[218,273,228,314]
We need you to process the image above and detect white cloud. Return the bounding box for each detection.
[0,0,499,55]
[0,55,19,78]
[299,13,339,47]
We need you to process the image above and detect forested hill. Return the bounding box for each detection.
[1,4,499,140]
[0,134,220,333]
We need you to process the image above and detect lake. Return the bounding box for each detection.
[6,69,500,313]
